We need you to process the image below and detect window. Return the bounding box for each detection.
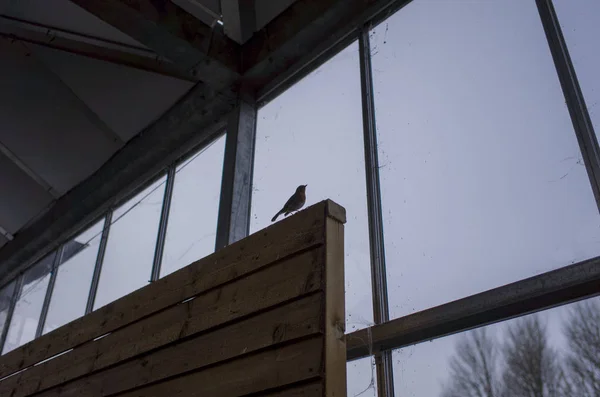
[553,0,600,134]
[2,253,55,353]
[0,280,16,339]
[392,295,600,396]
[160,136,225,277]
[94,177,166,309]
[251,41,374,333]
[348,357,377,397]
[42,219,105,333]
[370,0,600,320]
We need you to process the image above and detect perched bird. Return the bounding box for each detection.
[271,185,307,222]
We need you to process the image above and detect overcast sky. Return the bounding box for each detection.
[1,0,599,395]
[254,0,600,395]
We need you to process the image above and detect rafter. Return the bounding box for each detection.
[0,22,198,83]
[68,0,240,88]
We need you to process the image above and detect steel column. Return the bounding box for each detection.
[215,100,257,250]
[358,26,395,397]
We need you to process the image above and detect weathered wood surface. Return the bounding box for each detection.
[3,250,323,397]
[119,337,324,397]
[324,216,347,396]
[0,200,347,397]
[36,294,324,397]
[0,201,339,379]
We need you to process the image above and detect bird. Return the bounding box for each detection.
[271,185,307,222]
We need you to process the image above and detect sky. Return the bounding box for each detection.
[252,0,600,395]
[0,0,599,395]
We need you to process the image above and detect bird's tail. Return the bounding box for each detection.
[271,210,284,222]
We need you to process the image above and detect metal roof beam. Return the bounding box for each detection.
[0,18,199,83]
[67,0,240,88]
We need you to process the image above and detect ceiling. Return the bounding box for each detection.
[0,0,300,251]
[0,0,396,284]
[0,0,198,249]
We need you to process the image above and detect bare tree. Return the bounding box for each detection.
[502,315,566,397]
[562,299,600,397]
[441,327,502,397]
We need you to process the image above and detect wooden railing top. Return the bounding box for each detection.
[0,199,345,380]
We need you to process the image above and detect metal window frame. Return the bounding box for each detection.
[35,246,64,338]
[536,0,600,213]
[347,254,600,360]
[358,26,395,397]
[345,0,600,391]
[150,165,176,282]
[0,275,22,353]
[0,5,599,392]
[85,210,113,314]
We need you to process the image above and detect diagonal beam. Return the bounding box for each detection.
[0,79,237,287]
[68,0,240,87]
[346,255,600,361]
[0,21,198,82]
[241,0,413,99]
[0,0,419,285]
[0,141,60,199]
[1,37,124,148]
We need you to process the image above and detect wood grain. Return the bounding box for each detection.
[261,382,324,396]
[324,216,347,397]
[0,201,327,379]
[36,294,324,397]
[118,337,323,397]
[0,200,348,397]
[2,248,323,397]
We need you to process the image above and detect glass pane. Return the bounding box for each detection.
[251,41,374,332]
[2,253,55,353]
[372,0,600,320]
[94,177,166,309]
[160,136,225,277]
[392,295,600,397]
[554,0,600,134]
[0,280,16,342]
[43,219,105,334]
[348,357,377,397]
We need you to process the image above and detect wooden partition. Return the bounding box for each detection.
[0,200,346,397]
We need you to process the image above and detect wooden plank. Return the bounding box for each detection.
[35,294,324,397]
[1,247,324,397]
[324,216,347,397]
[118,337,323,397]
[261,382,324,396]
[325,199,347,224]
[0,201,327,379]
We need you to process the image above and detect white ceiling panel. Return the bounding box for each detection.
[0,152,53,234]
[0,43,121,195]
[29,44,195,142]
[0,0,145,48]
